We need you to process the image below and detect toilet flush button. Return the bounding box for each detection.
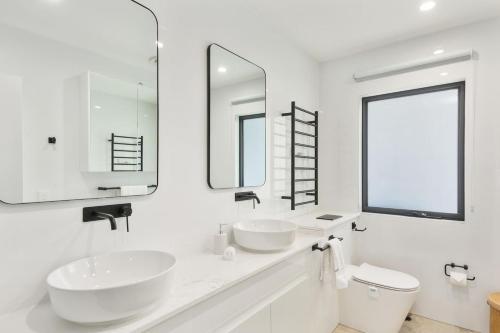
[368,286,379,299]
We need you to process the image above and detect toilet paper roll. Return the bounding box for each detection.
[449,271,467,287]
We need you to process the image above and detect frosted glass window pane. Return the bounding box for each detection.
[365,87,463,216]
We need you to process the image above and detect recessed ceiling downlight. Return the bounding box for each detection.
[434,49,444,55]
[217,66,227,73]
[420,1,436,12]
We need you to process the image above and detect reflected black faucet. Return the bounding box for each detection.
[235,191,261,209]
[94,212,117,230]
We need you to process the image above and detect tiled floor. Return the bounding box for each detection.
[333,314,478,333]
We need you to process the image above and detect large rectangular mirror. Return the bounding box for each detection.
[207,44,266,189]
[0,0,158,204]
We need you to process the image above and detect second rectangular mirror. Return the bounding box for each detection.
[0,0,158,204]
[207,44,266,189]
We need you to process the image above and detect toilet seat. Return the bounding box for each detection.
[352,263,420,292]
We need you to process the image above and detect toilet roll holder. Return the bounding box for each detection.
[444,263,476,281]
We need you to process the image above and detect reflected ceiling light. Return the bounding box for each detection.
[94,105,102,110]
[433,48,444,55]
[217,66,227,73]
[420,1,436,12]
[156,41,164,49]
[440,72,449,76]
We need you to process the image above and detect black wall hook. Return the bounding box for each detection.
[352,222,367,232]
[444,263,476,281]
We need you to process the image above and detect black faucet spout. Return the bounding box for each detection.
[94,212,117,230]
[235,191,261,208]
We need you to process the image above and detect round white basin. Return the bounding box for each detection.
[47,250,176,325]
[233,219,298,251]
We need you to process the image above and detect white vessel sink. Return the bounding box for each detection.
[233,219,298,251]
[47,250,176,325]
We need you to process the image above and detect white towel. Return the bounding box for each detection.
[327,238,349,289]
[335,271,349,289]
[318,241,331,282]
[328,238,345,272]
[120,185,148,196]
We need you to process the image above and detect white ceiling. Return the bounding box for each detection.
[221,0,500,62]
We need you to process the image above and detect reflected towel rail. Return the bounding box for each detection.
[110,133,143,172]
[98,185,157,191]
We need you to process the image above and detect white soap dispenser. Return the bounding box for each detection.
[214,224,228,255]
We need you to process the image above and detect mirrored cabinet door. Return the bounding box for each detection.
[208,44,266,189]
[0,0,158,203]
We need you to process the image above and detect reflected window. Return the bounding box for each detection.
[238,113,265,187]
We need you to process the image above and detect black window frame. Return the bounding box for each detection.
[362,81,466,221]
[238,113,266,187]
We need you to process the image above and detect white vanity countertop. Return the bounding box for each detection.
[0,210,357,333]
[289,210,360,233]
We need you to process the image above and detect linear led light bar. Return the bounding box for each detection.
[353,49,476,82]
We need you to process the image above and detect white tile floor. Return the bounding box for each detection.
[333,314,478,333]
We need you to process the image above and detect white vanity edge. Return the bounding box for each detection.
[289,210,361,233]
[0,210,359,333]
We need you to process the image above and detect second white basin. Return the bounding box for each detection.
[233,219,298,251]
[47,250,176,325]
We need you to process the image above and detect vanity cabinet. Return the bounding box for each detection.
[270,277,311,333]
[147,247,338,333]
[228,306,271,333]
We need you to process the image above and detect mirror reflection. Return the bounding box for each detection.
[0,0,158,203]
[208,44,266,189]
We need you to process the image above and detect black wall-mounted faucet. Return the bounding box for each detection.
[235,191,261,209]
[94,212,117,230]
[83,203,133,231]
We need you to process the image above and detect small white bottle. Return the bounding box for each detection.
[214,224,228,255]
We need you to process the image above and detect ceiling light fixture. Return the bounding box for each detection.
[156,41,164,49]
[433,49,444,55]
[217,66,227,73]
[440,72,449,76]
[420,1,436,12]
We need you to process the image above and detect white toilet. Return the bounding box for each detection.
[338,263,420,333]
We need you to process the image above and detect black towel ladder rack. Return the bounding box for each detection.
[281,101,319,210]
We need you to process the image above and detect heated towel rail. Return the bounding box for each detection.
[109,133,143,172]
[281,101,319,210]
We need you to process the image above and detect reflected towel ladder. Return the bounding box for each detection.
[109,133,143,172]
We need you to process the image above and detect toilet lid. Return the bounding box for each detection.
[353,263,420,292]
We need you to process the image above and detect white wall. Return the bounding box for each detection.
[0,73,23,203]
[0,0,320,322]
[320,19,500,332]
